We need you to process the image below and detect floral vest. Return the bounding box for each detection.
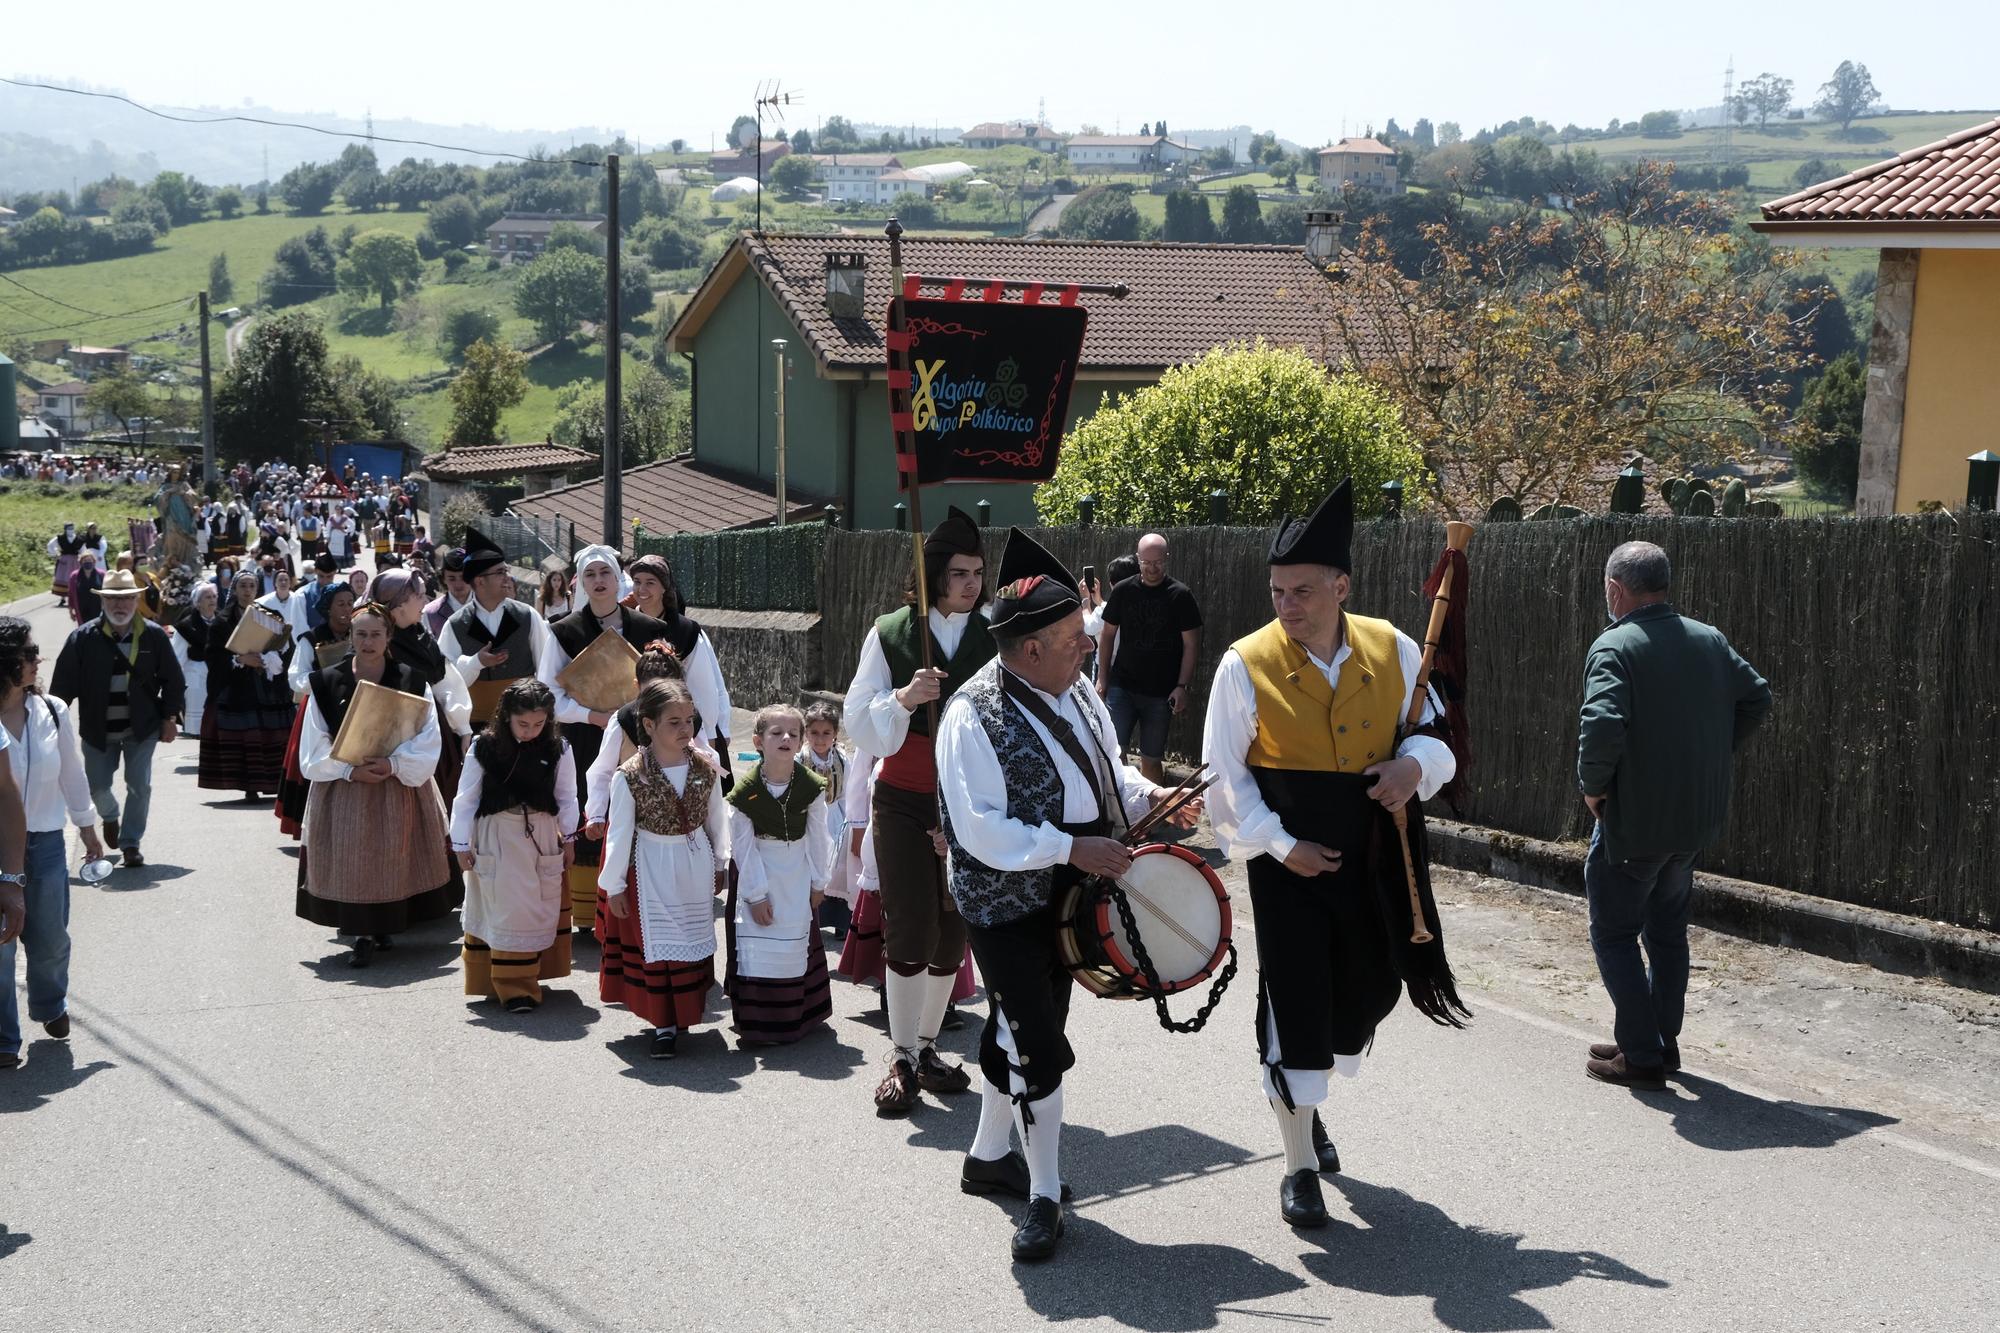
[619,748,717,837]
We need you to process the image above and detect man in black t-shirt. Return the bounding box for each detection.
[1095,532,1202,782]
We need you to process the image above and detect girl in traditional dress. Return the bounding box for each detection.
[451,680,577,1012]
[196,569,295,802]
[296,602,455,968]
[597,676,730,1059]
[623,554,734,785]
[725,705,833,1047]
[801,702,851,939]
[276,583,355,839]
[172,582,219,737]
[581,644,715,847]
[48,524,84,604]
[373,568,472,817]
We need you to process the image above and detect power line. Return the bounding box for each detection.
[0,268,156,319]
[1,299,193,339]
[1,77,609,168]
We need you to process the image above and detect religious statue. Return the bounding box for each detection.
[153,464,201,574]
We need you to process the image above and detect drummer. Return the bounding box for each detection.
[436,528,556,729]
[934,528,1197,1264]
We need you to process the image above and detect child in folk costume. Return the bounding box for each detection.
[597,676,730,1059]
[451,680,578,1012]
[800,703,851,938]
[295,602,457,969]
[725,706,834,1047]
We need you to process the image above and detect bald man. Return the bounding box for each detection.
[1095,532,1202,783]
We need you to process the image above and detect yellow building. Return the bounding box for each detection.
[1754,117,2000,514]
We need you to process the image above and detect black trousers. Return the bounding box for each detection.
[1247,852,1402,1076]
[966,904,1075,1100]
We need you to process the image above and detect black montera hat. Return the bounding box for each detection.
[923,505,983,558]
[460,526,505,579]
[1269,477,1353,571]
[989,528,1082,639]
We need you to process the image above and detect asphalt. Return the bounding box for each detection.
[4,589,1998,1333]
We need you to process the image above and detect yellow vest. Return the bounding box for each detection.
[1233,614,1404,773]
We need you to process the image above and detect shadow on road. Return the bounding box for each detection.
[741,1027,867,1081]
[464,986,601,1042]
[0,1224,29,1262]
[298,933,460,988]
[1298,1175,1668,1331]
[1013,1212,1306,1329]
[0,1038,114,1115]
[605,1023,753,1094]
[1644,1072,1901,1152]
[93,863,194,891]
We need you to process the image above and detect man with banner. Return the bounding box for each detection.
[841,506,994,1117]
[1200,478,1471,1230]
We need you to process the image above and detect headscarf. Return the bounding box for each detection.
[369,568,420,609]
[625,555,680,617]
[572,544,632,600]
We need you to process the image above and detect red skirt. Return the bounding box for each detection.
[836,889,886,986]
[729,932,832,1044]
[273,706,309,838]
[597,868,714,1030]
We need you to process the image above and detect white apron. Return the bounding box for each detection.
[734,835,816,979]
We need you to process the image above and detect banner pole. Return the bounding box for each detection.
[885,219,941,722]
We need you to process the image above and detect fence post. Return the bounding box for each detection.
[976,499,992,527]
[1208,489,1229,525]
[1379,478,1404,518]
[1078,494,1097,526]
[1968,450,2000,512]
[893,501,908,531]
[822,503,842,528]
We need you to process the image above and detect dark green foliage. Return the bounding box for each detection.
[631,215,704,270]
[892,197,938,226]
[1057,186,1140,241]
[1794,352,1864,505]
[439,307,502,360]
[441,248,469,276]
[278,161,341,215]
[1163,191,1217,242]
[263,225,337,307]
[214,310,342,465]
[1218,185,1268,243]
[427,194,482,249]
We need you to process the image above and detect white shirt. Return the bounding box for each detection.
[3,695,97,833]
[583,719,718,824]
[448,738,579,851]
[1200,623,1455,864]
[257,590,311,642]
[728,776,831,903]
[842,608,975,759]
[934,667,1155,873]
[298,674,443,787]
[437,597,555,690]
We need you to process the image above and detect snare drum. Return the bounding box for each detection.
[1056,843,1233,1000]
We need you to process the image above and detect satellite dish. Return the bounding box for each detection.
[736,122,759,150]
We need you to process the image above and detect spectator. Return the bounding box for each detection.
[1082,554,1137,683]
[0,724,25,963]
[68,551,104,626]
[1,618,108,1068]
[1577,541,1772,1091]
[49,569,187,870]
[1095,533,1202,783]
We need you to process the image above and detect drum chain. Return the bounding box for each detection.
[1105,881,1238,1035]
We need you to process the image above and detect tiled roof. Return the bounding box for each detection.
[42,380,90,395]
[1759,117,2000,225]
[673,232,1395,373]
[421,442,597,481]
[1319,138,1395,157]
[811,153,904,169]
[485,214,606,236]
[964,122,1060,141]
[509,455,828,550]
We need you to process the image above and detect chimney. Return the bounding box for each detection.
[1303,210,1343,268]
[825,252,867,318]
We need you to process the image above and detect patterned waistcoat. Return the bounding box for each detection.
[619,748,717,837]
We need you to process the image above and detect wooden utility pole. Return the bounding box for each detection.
[601,153,622,547]
[198,290,215,487]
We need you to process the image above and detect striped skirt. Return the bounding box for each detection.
[52,553,78,597]
[197,701,295,792]
[729,931,832,1045]
[295,775,459,936]
[836,888,886,986]
[273,705,310,838]
[598,868,713,1030]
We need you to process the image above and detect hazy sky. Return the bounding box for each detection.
[20,0,1996,148]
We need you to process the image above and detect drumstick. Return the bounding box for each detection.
[1126,774,1214,846]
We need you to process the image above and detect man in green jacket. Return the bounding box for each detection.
[1577,541,1771,1090]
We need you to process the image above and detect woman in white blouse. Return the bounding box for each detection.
[0,617,107,1068]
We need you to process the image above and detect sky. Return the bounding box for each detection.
[17,0,1997,149]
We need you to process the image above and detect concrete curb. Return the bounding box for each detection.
[1428,818,2000,997]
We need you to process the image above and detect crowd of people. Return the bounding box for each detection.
[0,469,1773,1268]
[2,452,183,486]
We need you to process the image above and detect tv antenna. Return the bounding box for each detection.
[752,79,803,233]
[1719,57,1735,164]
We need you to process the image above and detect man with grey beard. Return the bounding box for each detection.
[50,569,186,870]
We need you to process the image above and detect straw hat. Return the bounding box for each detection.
[99,569,144,597]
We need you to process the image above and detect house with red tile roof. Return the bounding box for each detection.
[658,223,1391,528]
[1754,117,2000,513]
[420,440,597,533]
[1316,138,1401,195]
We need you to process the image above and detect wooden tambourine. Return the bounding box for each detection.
[329,679,432,766]
[556,632,642,714]
[223,606,288,656]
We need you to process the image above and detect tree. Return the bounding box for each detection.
[1793,158,1840,190]
[279,161,341,215]
[439,307,503,361]
[214,186,244,219]
[1323,164,1817,516]
[1036,343,1423,525]
[544,221,606,258]
[1163,191,1218,242]
[214,310,342,465]
[770,154,816,195]
[1736,73,1794,130]
[727,114,759,149]
[336,229,423,310]
[446,337,529,445]
[1637,110,1683,138]
[1218,184,1268,243]
[513,246,604,343]
[1792,351,1863,505]
[788,127,812,156]
[1056,186,1140,241]
[1814,61,1880,134]
[85,369,154,441]
[332,354,400,438]
[341,162,385,212]
[1413,118,1436,150]
[632,214,703,269]
[821,115,857,148]
[208,253,234,304]
[149,171,203,226]
[427,193,482,249]
[550,365,689,463]
[264,225,338,306]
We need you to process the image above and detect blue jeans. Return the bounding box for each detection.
[1584,825,1697,1068]
[1,830,72,1055]
[1106,686,1172,761]
[82,730,159,848]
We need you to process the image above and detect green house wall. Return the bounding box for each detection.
[686,278,1151,530]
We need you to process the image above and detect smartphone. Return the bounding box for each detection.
[1082,564,1098,594]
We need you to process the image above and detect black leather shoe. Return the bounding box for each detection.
[941,1004,966,1031]
[1586,1051,1669,1091]
[1011,1195,1065,1262]
[348,937,374,969]
[650,1030,678,1059]
[1591,1039,1681,1073]
[961,1151,1073,1202]
[1281,1169,1328,1228]
[43,1014,71,1040]
[1311,1112,1341,1175]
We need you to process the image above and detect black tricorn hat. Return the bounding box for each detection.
[460,526,505,579]
[1269,477,1353,571]
[989,528,1082,639]
[923,505,983,558]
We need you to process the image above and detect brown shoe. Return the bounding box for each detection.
[915,1046,972,1095]
[874,1056,918,1117]
[1590,1040,1680,1073]
[101,817,119,849]
[1586,1051,1669,1091]
[44,1015,71,1040]
[122,847,144,868]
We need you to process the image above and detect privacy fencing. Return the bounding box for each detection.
[485,511,581,568]
[812,515,2000,932]
[632,522,826,612]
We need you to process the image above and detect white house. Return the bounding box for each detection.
[1065,135,1199,173]
[811,154,934,205]
[961,122,1064,153]
[38,380,97,436]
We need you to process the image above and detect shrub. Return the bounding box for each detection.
[440,492,492,547]
[442,248,469,275]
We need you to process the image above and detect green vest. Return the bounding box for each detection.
[874,605,996,741]
[726,760,827,842]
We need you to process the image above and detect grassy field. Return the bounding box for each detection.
[0,481,163,604]
[0,208,431,347]
[399,339,657,445]
[1584,111,1989,169]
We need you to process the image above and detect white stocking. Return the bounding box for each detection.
[1012,1085,1064,1201]
[1272,1098,1317,1174]
[885,970,927,1057]
[969,1077,1015,1161]
[917,968,955,1048]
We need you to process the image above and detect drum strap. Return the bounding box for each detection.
[998,670,1124,834]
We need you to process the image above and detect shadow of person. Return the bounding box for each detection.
[1300,1176,1668,1332]
[298,934,460,989]
[464,986,601,1042]
[0,1038,114,1115]
[1012,1212,1306,1330]
[98,863,195,891]
[905,1116,1267,1215]
[736,1027,867,1082]
[1650,1073,1900,1152]
[0,1224,29,1261]
[605,1024,754,1094]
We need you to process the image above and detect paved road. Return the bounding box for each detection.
[5,588,1998,1332]
[1027,194,1078,236]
